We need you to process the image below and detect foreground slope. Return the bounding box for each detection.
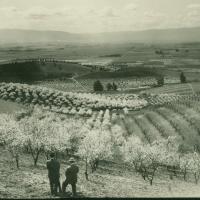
[0,147,200,198]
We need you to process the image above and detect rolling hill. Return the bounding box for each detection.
[0,61,90,82]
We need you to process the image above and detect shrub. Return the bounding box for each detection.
[93,80,104,92]
[180,72,187,83]
[112,82,118,91]
[106,83,113,91]
[156,76,164,87]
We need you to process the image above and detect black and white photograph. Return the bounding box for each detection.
[0,0,200,198]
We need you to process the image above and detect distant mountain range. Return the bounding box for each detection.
[0,27,200,44]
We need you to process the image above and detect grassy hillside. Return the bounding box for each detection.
[0,99,25,114]
[1,146,200,198]
[0,61,90,82]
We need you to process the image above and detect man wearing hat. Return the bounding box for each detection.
[62,157,79,197]
[46,152,61,196]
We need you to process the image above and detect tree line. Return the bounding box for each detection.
[156,72,187,87]
[93,80,118,92]
[93,72,187,92]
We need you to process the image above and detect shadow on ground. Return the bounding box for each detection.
[57,191,85,198]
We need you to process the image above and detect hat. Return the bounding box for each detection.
[50,152,55,158]
[69,157,75,163]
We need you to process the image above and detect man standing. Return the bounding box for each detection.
[46,152,61,196]
[62,157,79,197]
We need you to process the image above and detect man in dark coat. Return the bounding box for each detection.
[46,152,61,196]
[62,157,79,197]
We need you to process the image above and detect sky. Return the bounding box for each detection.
[0,0,200,33]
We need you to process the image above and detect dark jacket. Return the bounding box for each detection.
[65,163,79,184]
[47,158,60,180]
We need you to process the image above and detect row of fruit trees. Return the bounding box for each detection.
[0,82,148,114]
[1,106,200,185]
[141,92,200,106]
[2,82,200,117]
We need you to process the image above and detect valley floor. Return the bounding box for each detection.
[0,147,200,198]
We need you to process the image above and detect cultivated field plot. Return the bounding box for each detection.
[0,43,130,61]
[34,79,84,92]
[125,102,200,147]
[35,78,158,92]
[113,43,200,63]
[34,77,182,93]
[1,91,200,198]
[145,82,200,95]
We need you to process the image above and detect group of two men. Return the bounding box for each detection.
[46,153,79,197]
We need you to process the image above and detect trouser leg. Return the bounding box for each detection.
[54,178,61,194]
[53,182,57,195]
[58,179,62,193]
[62,180,68,193]
[49,179,54,195]
[71,183,76,196]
